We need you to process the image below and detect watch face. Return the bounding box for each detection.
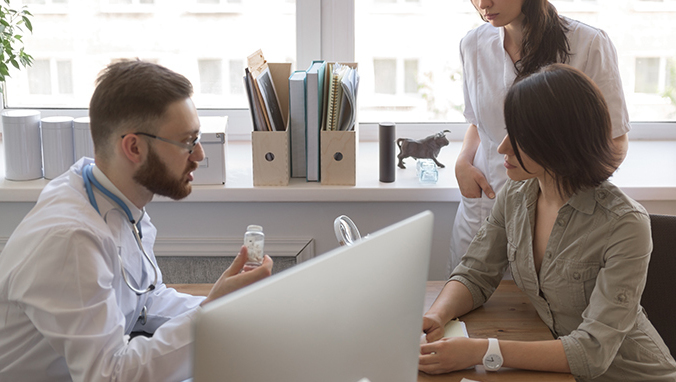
[484,354,503,370]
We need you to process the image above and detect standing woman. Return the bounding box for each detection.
[449,0,630,272]
[420,64,676,381]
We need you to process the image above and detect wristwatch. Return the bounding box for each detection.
[482,338,503,371]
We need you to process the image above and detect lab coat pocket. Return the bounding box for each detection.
[554,259,600,310]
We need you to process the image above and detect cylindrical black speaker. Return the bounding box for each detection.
[379,122,396,183]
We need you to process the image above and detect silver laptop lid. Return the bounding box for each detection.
[193,211,433,382]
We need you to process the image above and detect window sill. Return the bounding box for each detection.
[0,140,674,203]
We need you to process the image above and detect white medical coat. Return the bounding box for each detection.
[0,158,205,382]
[449,17,631,273]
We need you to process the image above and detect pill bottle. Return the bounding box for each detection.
[244,225,264,267]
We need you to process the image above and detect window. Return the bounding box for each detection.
[26,59,73,96]
[635,57,661,94]
[6,0,295,109]
[198,59,223,95]
[374,59,396,94]
[2,0,674,138]
[355,0,676,124]
[404,59,418,94]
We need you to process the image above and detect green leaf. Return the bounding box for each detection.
[10,58,18,70]
[22,16,31,33]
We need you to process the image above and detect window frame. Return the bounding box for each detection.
[2,0,674,142]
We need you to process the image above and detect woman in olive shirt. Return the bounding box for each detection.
[419,64,676,381]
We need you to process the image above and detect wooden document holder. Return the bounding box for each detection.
[252,129,290,186]
[249,59,292,186]
[320,130,356,186]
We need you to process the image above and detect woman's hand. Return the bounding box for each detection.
[422,313,445,343]
[419,337,484,374]
[455,158,494,199]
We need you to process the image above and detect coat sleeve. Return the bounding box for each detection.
[15,227,197,382]
[581,29,631,139]
[450,180,513,308]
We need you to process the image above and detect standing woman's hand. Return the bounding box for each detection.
[455,124,495,199]
[455,159,495,199]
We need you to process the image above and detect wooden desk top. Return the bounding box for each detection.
[169,280,574,382]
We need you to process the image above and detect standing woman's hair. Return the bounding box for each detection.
[504,64,617,197]
[474,0,572,81]
[518,0,571,80]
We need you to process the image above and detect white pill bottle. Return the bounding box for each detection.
[244,225,264,267]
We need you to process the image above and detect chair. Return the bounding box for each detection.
[641,214,676,355]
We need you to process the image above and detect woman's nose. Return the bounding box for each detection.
[497,134,512,155]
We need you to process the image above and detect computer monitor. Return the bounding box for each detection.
[192,211,434,382]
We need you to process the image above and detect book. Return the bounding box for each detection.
[305,60,326,182]
[322,63,359,132]
[247,49,287,132]
[325,64,348,131]
[288,70,307,178]
[244,68,267,132]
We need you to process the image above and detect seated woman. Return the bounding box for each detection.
[419,63,676,381]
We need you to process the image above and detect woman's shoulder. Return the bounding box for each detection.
[594,181,649,220]
[563,16,612,46]
[461,22,499,50]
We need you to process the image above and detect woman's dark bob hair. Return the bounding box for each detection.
[504,63,618,197]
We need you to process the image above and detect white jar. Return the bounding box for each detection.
[41,116,75,180]
[2,109,42,181]
[73,116,94,161]
[244,225,265,267]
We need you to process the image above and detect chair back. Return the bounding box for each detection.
[642,214,676,355]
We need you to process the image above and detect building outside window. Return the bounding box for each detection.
[3,0,675,130]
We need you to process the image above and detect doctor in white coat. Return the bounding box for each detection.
[0,60,273,381]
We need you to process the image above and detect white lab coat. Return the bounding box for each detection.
[0,158,205,382]
[449,17,631,274]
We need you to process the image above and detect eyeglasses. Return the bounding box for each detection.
[122,132,202,154]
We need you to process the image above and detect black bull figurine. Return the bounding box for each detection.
[396,130,451,169]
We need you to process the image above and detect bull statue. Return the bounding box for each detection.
[396,130,451,169]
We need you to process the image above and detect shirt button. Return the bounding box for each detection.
[573,272,581,280]
[546,251,552,259]
[557,219,565,227]
[598,190,607,199]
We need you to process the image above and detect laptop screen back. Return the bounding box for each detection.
[193,211,433,382]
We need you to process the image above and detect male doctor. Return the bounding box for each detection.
[0,60,273,381]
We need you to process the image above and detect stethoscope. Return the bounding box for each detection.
[82,163,159,296]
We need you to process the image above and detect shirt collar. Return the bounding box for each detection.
[518,178,596,215]
[565,187,597,215]
[91,164,144,223]
[516,178,597,215]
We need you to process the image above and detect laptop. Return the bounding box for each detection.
[193,211,433,382]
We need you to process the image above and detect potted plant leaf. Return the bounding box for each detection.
[0,0,33,92]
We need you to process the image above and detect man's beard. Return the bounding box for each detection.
[133,147,198,200]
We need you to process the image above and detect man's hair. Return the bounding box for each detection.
[89,59,194,159]
[504,63,618,197]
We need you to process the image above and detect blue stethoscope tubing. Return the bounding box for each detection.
[83,163,158,295]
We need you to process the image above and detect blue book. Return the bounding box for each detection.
[288,70,307,178]
[305,60,326,182]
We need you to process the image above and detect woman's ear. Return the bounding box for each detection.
[120,134,146,164]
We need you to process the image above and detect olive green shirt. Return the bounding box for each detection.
[450,178,676,381]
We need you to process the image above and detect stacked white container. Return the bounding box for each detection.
[73,116,94,160]
[2,109,43,181]
[41,116,75,180]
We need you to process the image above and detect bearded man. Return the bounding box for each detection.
[0,60,273,382]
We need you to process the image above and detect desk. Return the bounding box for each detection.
[169,280,575,382]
